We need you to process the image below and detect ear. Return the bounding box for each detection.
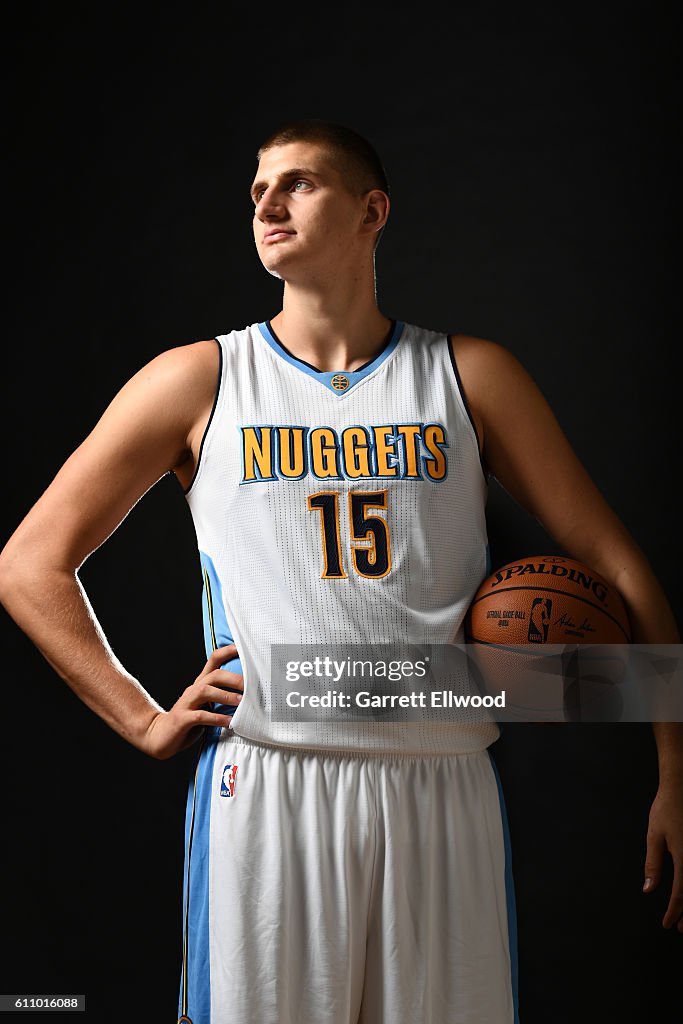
[361,189,390,236]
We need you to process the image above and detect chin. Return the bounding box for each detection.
[257,253,285,281]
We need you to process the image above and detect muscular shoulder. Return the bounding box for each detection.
[128,338,219,428]
[135,339,219,404]
[449,333,523,393]
[103,339,220,488]
[139,339,221,485]
[448,334,524,449]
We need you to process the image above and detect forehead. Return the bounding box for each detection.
[253,140,339,184]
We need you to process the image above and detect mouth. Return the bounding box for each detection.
[263,229,296,244]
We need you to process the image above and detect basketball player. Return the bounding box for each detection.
[0,120,681,1024]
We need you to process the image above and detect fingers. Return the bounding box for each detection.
[661,858,683,931]
[197,668,244,708]
[203,645,239,673]
[143,706,231,760]
[191,708,237,728]
[196,646,242,683]
[201,683,243,707]
[643,830,665,895]
[186,651,245,712]
[153,647,244,758]
[203,668,244,692]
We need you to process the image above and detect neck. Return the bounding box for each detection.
[270,268,391,373]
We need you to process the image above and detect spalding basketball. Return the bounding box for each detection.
[466,555,632,645]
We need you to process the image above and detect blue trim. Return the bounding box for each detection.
[178,551,241,1022]
[178,731,220,1024]
[257,320,404,395]
[200,551,243,714]
[488,750,520,1024]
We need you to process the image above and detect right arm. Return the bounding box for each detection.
[0,339,241,759]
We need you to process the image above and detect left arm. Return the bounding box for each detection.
[452,334,683,931]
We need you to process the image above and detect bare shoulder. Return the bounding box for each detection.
[448,334,526,444]
[131,338,220,406]
[121,331,219,428]
[0,339,222,570]
[139,339,221,488]
[75,337,221,493]
[449,333,524,389]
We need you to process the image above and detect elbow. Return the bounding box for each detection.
[0,539,14,588]
[0,536,46,610]
[0,539,24,607]
[0,526,78,614]
[0,535,78,604]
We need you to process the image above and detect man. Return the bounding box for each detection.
[0,119,681,1024]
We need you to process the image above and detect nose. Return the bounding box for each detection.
[254,186,285,222]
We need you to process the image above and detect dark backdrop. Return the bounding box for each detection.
[2,5,681,1022]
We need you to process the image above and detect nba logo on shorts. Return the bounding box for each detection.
[220,763,238,797]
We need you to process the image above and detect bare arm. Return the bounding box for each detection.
[453,334,682,931]
[0,339,241,758]
[452,335,679,644]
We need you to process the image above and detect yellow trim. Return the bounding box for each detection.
[203,567,218,650]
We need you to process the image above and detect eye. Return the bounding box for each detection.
[292,180,312,192]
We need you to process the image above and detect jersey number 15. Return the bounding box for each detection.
[307,490,392,580]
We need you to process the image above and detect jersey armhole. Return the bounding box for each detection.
[446,335,490,484]
[183,337,224,497]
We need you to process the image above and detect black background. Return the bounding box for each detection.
[2,4,681,1022]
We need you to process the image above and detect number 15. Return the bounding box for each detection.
[307,490,392,579]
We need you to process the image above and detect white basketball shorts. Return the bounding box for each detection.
[178,729,519,1024]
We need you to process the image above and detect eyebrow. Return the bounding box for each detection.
[250,167,322,199]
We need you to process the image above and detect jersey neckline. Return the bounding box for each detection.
[257,319,405,395]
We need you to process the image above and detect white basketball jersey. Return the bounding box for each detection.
[184,319,499,753]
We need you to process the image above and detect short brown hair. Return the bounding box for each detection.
[257,118,390,198]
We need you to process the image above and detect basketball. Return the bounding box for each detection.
[466,554,632,645]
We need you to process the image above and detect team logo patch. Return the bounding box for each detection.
[220,763,239,797]
[331,374,349,391]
